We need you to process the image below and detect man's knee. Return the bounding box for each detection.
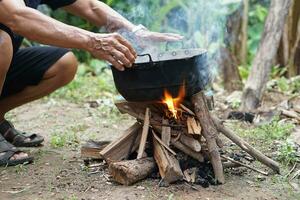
[0,30,13,73]
[53,51,78,86]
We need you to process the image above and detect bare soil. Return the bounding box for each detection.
[0,98,299,200]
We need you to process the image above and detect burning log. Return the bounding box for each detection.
[191,92,225,184]
[100,122,142,164]
[109,157,156,186]
[137,108,151,159]
[153,133,183,184]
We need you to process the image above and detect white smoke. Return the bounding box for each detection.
[113,0,242,80]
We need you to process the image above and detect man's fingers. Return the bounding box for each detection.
[111,49,132,67]
[105,55,125,71]
[115,44,136,64]
[115,34,137,57]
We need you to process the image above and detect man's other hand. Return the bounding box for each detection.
[88,33,137,71]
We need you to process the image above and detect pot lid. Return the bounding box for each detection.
[135,48,207,64]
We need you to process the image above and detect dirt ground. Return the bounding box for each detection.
[0,98,299,200]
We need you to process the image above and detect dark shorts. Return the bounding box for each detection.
[1,46,70,98]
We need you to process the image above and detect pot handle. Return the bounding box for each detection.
[166,41,184,51]
[137,54,153,63]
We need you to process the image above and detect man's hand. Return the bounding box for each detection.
[88,33,137,71]
[134,29,184,42]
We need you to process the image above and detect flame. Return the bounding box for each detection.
[162,85,186,119]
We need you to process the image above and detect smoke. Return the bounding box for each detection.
[112,0,242,83]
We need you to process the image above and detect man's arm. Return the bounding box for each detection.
[64,0,135,32]
[0,0,136,71]
[64,0,184,41]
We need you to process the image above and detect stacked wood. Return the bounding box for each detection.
[96,91,280,186]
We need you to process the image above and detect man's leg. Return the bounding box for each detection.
[0,51,78,119]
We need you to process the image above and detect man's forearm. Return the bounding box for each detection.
[64,0,136,32]
[4,7,94,51]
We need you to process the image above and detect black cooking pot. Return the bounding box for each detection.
[111,48,210,102]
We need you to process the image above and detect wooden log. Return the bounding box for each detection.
[81,140,110,159]
[172,139,204,162]
[212,115,280,174]
[109,157,156,186]
[115,101,184,135]
[191,92,225,184]
[179,134,201,152]
[137,108,151,159]
[153,135,183,183]
[100,122,142,164]
[161,118,171,146]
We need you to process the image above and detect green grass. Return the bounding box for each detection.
[49,65,117,103]
[232,117,298,166]
[236,117,295,141]
[50,131,80,148]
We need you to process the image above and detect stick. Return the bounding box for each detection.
[161,118,171,146]
[180,104,196,116]
[152,130,176,156]
[221,155,269,176]
[191,92,225,184]
[137,108,151,159]
[212,115,280,174]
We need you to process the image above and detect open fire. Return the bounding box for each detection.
[162,85,186,119]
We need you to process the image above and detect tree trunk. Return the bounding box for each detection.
[219,47,243,92]
[241,0,292,111]
[288,0,300,76]
[240,0,249,66]
[221,5,243,92]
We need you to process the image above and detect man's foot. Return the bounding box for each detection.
[0,134,33,166]
[0,120,44,147]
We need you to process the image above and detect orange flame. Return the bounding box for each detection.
[162,85,186,119]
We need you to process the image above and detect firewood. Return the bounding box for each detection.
[81,140,110,159]
[172,139,204,162]
[281,109,300,121]
[179,134,201,152]
[186,117,194,134]
[221,155,269,176]
[161,118,171,146]
[137,108,151,159]
[109,157,156,186]
[191,92,225,184]
[153,134,183,183]
[152,131,176,156]
[115,101,184,135]
[190,117,202,135]
[180,104,196,116]
[100,122,142,164]
[212,115,280,174]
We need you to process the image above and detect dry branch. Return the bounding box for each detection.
[179,134,201,152]
[212,116,280,174]
[172,139,204,162]
[191,92,225,184]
